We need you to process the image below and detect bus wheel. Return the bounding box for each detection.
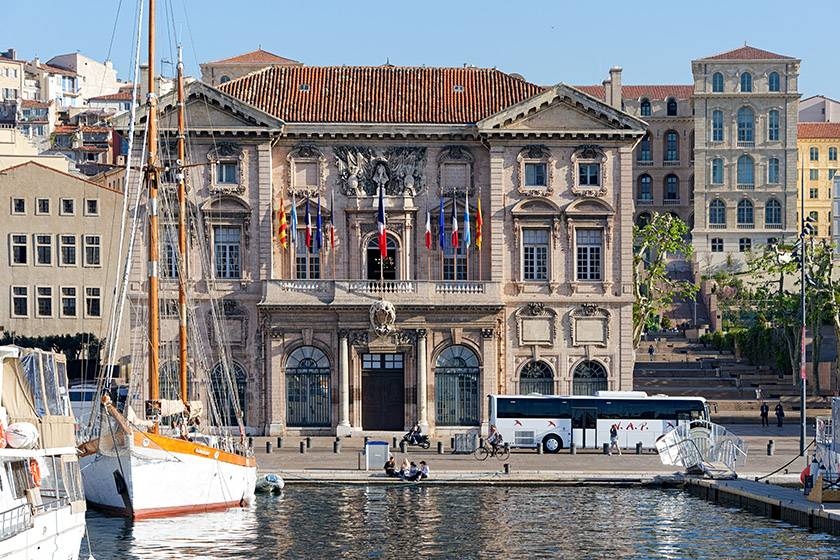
[542,435,562,453]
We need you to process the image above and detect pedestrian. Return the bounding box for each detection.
[609,424,621,456]
[775,403,784,427]
[648,345,654,361]
[759,402,769,427]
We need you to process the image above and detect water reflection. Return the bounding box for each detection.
[84,487,840,559]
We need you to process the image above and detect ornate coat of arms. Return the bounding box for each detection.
[369,300,396,337]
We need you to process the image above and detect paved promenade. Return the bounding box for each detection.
[252,421,811,486]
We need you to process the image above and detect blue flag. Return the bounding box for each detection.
[290,192,298,245]
[316,193,322,250]
[438,191,445,250]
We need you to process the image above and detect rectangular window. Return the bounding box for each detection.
[810,188,819,199]
[712,159,723,184]
[161,231,178,279]
[12,198,24,214]
[522,229,549,281]
[767,159,779,183]
[811,147,819,161]
[84,236,100,266]
[61,287,76,317]
[711,238,723,253]
[216,162,238,184]
[829,169,836,180]
[35,235,51,265]
[295,235,321,280]
[85,287,101,317]
[830,147,838,161]
[712,111,723,142]
[578,164,600,186]
[524,163,547,187]
[85,199,99,216]
[739,238,752,252]
[767,111,779,141]
[36,287,52,317]
[60,198,74,215]
[214,227,241,279]
[810,169,819,181]
[11,287,27,317]
[442,244,466,281]
[11,234,27,264]
[60,235,76,266]
[576,229,602,281]
[36,198,50,215]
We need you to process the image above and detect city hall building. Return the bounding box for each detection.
[121,64,645,436]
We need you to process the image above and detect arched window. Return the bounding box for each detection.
[740,72,752,92]
[765,199,782,225]
[712,73,724,92]
[665,174,679,200]
[435,345,479,426]
[665,131,678,161]
[737,199,754,225]
[709,200,726,225]
[211,362,247,426]
[737,155,754,186]
[520,361,553,395]
[638,174,652,200]
[219,75,231,84]
[737,107,754,142]
[768,110,780,141]
[636,212,651,228]
[712,110,724,142]
[666,98,677,116]
[712,158,723,184]
[572,361,607,396]
[639,133,652,161]
[286,346,331,427]
[366,236,396,280]
[640,99,651,116]
[769,72,780,92]
[767,158,780,183]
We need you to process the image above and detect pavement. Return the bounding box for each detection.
[251,421,812,486]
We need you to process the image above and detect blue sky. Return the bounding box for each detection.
[4,0,837,98]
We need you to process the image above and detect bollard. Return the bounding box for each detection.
[536,442,543,454]
[306,436,312,449]
[570,442,576,454]
[504,442,511,454]
[767,440,775,456]
[437,441,444,454]
[400,440,407,453]
[450,437,455,450]
[277,436,283,449]
[300,441,306,454]
[248,436,254,447]
[393,437,398,448]
[333,440,341,454]
[504,463,510,474]
[266,442,272,454]
[603,443,610,455]
[636,442,643,455]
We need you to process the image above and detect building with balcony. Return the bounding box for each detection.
[116,64,646,438]
[48,124,116,176]
[798,123,840,240]
[45,53,120,103]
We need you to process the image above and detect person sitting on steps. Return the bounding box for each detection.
[384,456,398,477]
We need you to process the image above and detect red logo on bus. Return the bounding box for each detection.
[514,420,522,426]
[548,421,556,427]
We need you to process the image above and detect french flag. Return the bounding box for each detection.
[424,203,431,250]
[305,196,312,248]
[451,194,459,249]
[377,185,387,258]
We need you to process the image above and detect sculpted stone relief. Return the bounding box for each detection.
[334,146,427,196]
[569,304,610,347]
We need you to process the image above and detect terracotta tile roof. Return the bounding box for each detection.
[219,66,544,124]
[21,99,51,107]
[77,146,107,152]
[80,126,111,134]
[699,45,794,61]
[574,85,694,100]
[35,63,77,75]
[0,161,122,193]
[89,91,138,101]
[53,125,77,134]
[798,123,840,139]
[206,48,300,66]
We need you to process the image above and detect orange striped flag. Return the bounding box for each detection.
[476,188,483,250]
[278,193,288,248]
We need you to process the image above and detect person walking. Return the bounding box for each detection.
[775,403,784,427]
[759,402,769,427]
[648,345,655,361]
[609,424,621,456]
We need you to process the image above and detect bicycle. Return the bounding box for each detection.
[474,441,510,461]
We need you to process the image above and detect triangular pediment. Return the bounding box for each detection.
[478,84,645,134]
[511,198,562,216]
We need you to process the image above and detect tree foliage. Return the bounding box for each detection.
[0,332,105,361]
[632,213,698,348]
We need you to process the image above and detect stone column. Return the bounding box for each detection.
[416,329,429,433]
[336,328,351,436]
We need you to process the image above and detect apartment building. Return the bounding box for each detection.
[798,123,840,239]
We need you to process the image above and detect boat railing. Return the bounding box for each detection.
[656,420,748,472]
[0,503,32,542]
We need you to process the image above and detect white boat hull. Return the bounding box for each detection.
[0,506,85,560]
[81,431,256,518]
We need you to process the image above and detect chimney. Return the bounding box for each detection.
[33,57,40,68]
[609,66,623,110]
[2,49,16,60]
[602,77,612,107]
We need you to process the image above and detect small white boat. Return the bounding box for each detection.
[0,346,87,560]
[255,474,285,493]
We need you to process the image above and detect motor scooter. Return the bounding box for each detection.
[402,430,431,449]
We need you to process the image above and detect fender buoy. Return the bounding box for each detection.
[801,466,810,484]
[0,423,6,449]
[29,459,40,488]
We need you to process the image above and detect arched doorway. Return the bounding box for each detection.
[286,346,331,427]
[572,360,607,396]
[366,236,396,280]
[520,361,553,395]
[211,362,247,426]
[435,345,479,426]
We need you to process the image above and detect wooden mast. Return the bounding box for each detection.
[176,45,188,410]
[146,0,160,434]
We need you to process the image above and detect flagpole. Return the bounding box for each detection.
[426,193,430,281]
[478,187,482,282]
[452,186,457,282]
[465,188,470,282]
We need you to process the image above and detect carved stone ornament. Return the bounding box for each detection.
[350,331,369,347]
[207,142,248,195]
[569,144,608,198]
[335,146,427,197]
[287,144,327,198]
[370,300,397,338]
[395,330,416,345]
[569,305,610,347]
[514,304,557,347]
[516,145,555,198]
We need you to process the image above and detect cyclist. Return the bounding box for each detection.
[487,424,503,453]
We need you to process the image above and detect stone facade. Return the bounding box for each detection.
[199,49,301,87]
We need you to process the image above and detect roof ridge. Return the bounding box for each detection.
[0,161,123,193]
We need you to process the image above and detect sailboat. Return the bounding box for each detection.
[78,0,256,518]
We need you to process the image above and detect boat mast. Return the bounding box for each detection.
[146,0,160,435]
[176,46,188,410]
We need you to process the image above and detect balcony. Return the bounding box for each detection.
[636,198,654,205]
[765,223,784,230]
[663,198,681,205]
[736,184,755,190]
[261,279,503,309]
[709,224,727,230]
[737,141,755,148]
[663,160,680,167]
[737,223,755,230]
[636,160,654,167]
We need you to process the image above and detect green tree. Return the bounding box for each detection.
[632,213,698,348]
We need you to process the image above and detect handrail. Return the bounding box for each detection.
[0,504,32,542]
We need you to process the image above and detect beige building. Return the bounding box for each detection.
[0,126,72,172]
[45,53,120,103]
[798,123,840,239]
[200,48,301,86]
[0,50,24,101]
[692,46,801,268]
[0,162,125,355]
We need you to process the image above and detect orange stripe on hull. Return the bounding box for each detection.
[88,499,246,519]
[132,430,254,467]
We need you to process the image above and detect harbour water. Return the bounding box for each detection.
[83,486,840,559]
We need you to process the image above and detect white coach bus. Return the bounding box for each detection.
[489,391,710,452]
